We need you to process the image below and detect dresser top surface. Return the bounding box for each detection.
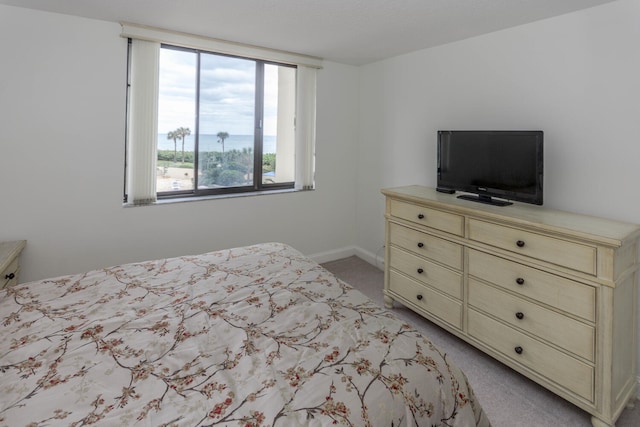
[382,186,640,246]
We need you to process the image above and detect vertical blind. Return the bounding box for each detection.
[122,23,322,204]
[295,66,317,191]
[126,39,160,205]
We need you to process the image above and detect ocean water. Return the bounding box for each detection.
[158,134,276,154]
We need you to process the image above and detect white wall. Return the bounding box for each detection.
[357,0,640,380]
[0,5,360,282]
[358,0,640,258]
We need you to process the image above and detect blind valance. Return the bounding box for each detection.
[121,22,323,69]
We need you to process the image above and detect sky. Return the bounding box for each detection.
[157,47,280,137]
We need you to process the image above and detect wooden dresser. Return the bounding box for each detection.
[382,186,639,427]
[1,240,26,290]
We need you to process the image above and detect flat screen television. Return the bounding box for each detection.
[437,130,544,206]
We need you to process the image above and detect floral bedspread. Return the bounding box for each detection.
[1,243,489,426]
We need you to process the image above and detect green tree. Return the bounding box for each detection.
[263,153,276,173]
[216,131,229,155]
[240,147,253,178]
[218,169,245,186]
[176,127,191,163]
[167,130,178,162]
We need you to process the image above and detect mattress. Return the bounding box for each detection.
[0,242,489,426]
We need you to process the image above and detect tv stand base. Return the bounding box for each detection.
[457,194,512,206]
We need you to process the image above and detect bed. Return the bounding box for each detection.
[1,243,490,426]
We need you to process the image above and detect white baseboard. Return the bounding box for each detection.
[308,245,385,271]
[308,246,357,265]
[353,246,385,271]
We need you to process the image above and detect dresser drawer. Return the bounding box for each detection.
[469,279,595,361]
[389,222,463,269]
[389,270,462,329]
[468,309,594,402]
[1,257,20,289]
[389,199,464,237]
[389,246,463,299]
[468,249,595,322]
[468,219,597,275]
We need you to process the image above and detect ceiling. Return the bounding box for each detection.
[0,0,616,65]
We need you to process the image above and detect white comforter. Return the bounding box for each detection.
[1,243,489,426]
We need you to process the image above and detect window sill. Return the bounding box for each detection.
[124,187,313,207]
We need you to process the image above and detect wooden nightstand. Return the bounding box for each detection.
[1,240,26,289]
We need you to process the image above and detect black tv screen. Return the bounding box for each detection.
[437,130,543,206]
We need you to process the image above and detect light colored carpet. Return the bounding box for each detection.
[321,256,640,427]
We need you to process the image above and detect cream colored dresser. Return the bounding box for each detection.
[1,240,26,290]
[382,186,639,427]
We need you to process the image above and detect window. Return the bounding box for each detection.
[123,24,320,205]
[155,46,296,197]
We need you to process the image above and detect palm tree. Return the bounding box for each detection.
[176,127,191,163]
[217,131,229,155]
[167,131,178,162]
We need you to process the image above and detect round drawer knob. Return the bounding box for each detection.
[416,294,423,301]
[514,346,523,355]
[516,277,525,285]
[417,214,425,219]
[515,312,524,320]
[516,240,526,248]
[417,268,424,274]
[417,242,424,248]
[5,272,15,280]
